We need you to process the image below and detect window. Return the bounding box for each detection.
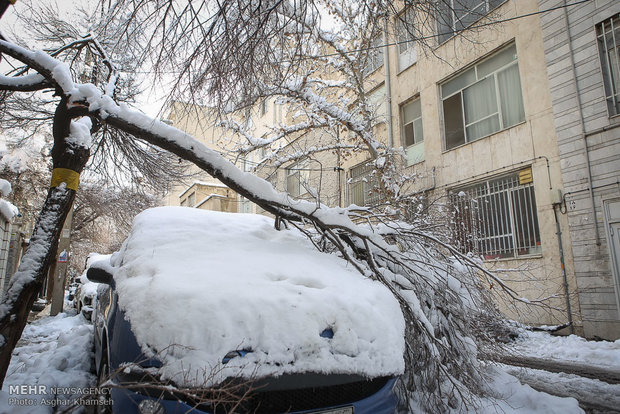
[368,85,387,125]
[597,14,620,117]
[438,0,506,43]
[286,161,310,198]
[401,98,424,165]
[259,99,268,117]
[267,172,279,191]
[363,35,384,76]
[449,169,541,260]
[396,8,418,71]
[187,192,196,208]
[348,162,383,207]
[441,43,525,150]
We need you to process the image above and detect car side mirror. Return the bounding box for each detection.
[87,266,114,285]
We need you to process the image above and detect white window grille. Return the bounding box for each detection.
[348,162,383,207]
[438,0,506,43]
[401,98,424,165]
[363,35,384,77]
[597,14,620,117]
[441,43,525,150]
[450,170,541,259]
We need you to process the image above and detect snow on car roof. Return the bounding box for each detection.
[109,206,405,387]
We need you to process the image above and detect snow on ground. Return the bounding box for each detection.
[502,364,620,412]
[0,310,96,414]
[0,308,588,414]
[0,304,612,413]
[507,328,620,371]
[474,365,584,414]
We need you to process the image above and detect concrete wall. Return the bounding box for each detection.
[538,0,620,339]
[375,0,582,330]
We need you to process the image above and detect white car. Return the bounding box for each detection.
[74,253,110,321]
[89,207,405,413]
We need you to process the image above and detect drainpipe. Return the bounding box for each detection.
[553,203,575,334]
[562,0,600,246]
[383,16,394,149]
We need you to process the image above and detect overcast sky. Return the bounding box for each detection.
[0,0,167,119]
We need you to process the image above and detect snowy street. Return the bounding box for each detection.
[0,307,618,413]
[501,328,620,413]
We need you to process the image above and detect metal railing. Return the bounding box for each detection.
[450,171,541,259]
[597,14,620,116]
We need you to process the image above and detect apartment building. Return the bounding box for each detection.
[163,0,620,339]
[357,0,581,334]
[537,0,620,339]
[162,102,242,213]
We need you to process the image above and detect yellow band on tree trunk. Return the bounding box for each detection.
[51,168,80,191]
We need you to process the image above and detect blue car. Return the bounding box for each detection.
[89,207,405,414]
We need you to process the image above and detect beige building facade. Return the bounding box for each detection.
[356,0,582,334]
[163,0,620,339]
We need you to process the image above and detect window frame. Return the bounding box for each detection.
[449,169,542,260]
[259,99,268,117]
[437,0,507,44]
[347,161,383,207]
[440,43,525,151]
[596,13,620,118]
[396,7,418,71]
[286,161,310,198]
[400,97,425,166]
[187,192,196,208]
[363,35,385,77]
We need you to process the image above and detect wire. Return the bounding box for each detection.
[119,0,590,74]
[295,0,592,61]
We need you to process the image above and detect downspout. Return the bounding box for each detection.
[553,203,575,334]
[562,0,601,246]
[383,16,394,149]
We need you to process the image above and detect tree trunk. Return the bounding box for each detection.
[0,98,90,387]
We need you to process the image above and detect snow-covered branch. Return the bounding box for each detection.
[0,73,50,91]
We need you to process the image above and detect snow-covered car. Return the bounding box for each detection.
[88,207,405,414]
[74,253,110,321]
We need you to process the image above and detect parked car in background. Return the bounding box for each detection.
[73,253,110,321]
[89,207,405,414]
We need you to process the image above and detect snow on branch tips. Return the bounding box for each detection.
[0,4,560,411]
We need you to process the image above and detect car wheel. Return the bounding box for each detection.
[96,352,112,414]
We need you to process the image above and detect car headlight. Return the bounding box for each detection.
[138,399,164,414]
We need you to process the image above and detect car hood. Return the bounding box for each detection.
[110,207,405,387]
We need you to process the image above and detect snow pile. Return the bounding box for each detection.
[474,365,583,413]
[81,253,112,297]
[66,118,93,149]
[0,313,95,413]
[509,329,620,371]
[0,179,11,197]
[109,207,405,386]
[0,178,18,220]
[502,365,619,413]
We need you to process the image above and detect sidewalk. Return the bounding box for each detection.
[500,328,620,413]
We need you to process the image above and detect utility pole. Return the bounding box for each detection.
[50,206,73,316]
